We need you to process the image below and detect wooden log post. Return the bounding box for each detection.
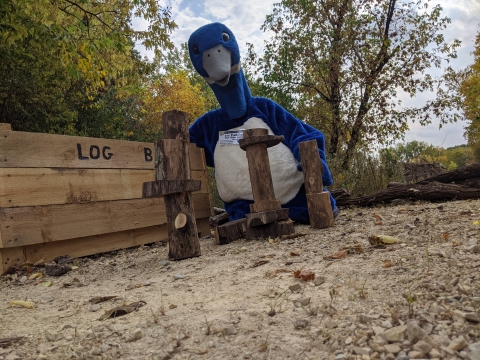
[142,111,201,260]
[299,139,334,229]
[238,128,295,239]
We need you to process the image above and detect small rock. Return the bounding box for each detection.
[449,336,467,351]
[371,335,387,346]
[407,350,423,359]
[344,337,352,345]
[19,276,27,283]
[381,320,392,329]
[5,352,20,360]
[382,325,407,342]
[131,328,143,341]
[223,326,237,336]
[36,355,48,360]
[448,277,460,287]
[45,331,63,342]
[383,344,401,354]
[46,264,72,276]
[90,304,101,312]
[468,343,480,352]
[143,280,153,286]
[208,341,216,348]
[372,326,385,335]
[469,350,480,360]
[467,245,480,253]
[159,260,169,267]
[173,274,184,280]
[313,276,326,286]
[353,347,371,356]
[358,314,375,324]
[91,347,102,356]
[428,348,442,358]
[384,353,395,360]
[325,320,338,329]
[294,319,310,329]
[334,354,347,360]
[289,284,302,293]
[294,297,311,306]
[465,312,480,323]
[413,340,432,355]
[406,323,427,343]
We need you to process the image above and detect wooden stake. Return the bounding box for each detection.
[144,110,201,260]
[299,139,334,229]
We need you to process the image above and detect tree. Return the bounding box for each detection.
[0,0,176,135]
[249,0,460,169]
[460,32,480,161]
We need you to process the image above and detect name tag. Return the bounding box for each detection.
[219,130,244,145]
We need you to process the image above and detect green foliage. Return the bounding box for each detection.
[249,0,460,170]
[0,0,175,138]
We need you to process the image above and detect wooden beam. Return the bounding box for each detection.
[1,224,169,274]
[142,180,201,197]
[0,129,206,170]
[246,208,289,227]
[216,219,246,245]
[0,124,11,131]
[0,193,211,248]
[246,219,295,240]
[0,168,208,208]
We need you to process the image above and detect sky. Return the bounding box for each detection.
[134,0,480,149]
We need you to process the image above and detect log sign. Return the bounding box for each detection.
[76,143,154,162]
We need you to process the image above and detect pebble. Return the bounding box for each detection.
[131,328,143,341]
[45,331,63,342]
[314,276,326,286]
[381,320,392,328]
[412,340,432,355]
[294,297,311,306]
[449,335,467,351]
[383,344,401,354]
[90,304,101,312]
[334,354,347,360]
[465,312,480,323]
[358,314,375,324]
[5,353,20,360]
[325,320,338,329]
[352,347,371,356]
[159,260,169,267]
[173,274,184,280]
[294,319,310,329]
[406,323,427,343]
[344,337,352,345]
[382,325,406,342]
[407,350,423,359]
[223,326,237,335]
[289,284,302,293]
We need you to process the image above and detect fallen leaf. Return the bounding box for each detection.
[443,233,449,240]
[28,273,43,280]
[89,296,117,304]
[71,266,78,270]
[374,221,383,226]
[9,300,36,309]
[290,251,300,257]
[62,278,83,288]
[168,304,177,309]
[99,301,146,321]
[451,241,459,247]
[473,220,480,225]
[374,214,383,220]
[293,270,315,281]
[126,283,143,291]
[324,249,348,260]
[368,235,400,246]
[33,258,45,267]
[382,260,392,268]
[268,237,279,244]
[41,281,52,287]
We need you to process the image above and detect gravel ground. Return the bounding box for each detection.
[0,199,479,360]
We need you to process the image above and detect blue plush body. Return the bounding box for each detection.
[187,22,337,223]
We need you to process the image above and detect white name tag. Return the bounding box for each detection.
[218,130,244,145]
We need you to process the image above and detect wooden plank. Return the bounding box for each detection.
[306,193,334,229]
[246,208,289,227]
[0,130,156,169]
[245,219,295,240]
[1,225,169,274]
[142,180,202,197]
[196,217,211,238]
[0,193,211,248]
[216,219,247,245]
[0,169,208,208]
[189,145,206,171]
[0,124,11,131]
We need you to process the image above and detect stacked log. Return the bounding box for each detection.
[334,162,480,207]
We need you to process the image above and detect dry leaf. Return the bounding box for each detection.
[28,273,43,280]
[473,220,480,225]
[451,241,459,247]
[168,304,177,309]
[89,296,117,304]
[369,235,400,246]
[374,214,383,220]
[126,283,143,291]
[374,221,383,226]
[443,233,449,240]
[293,270,315,281]
[99,301,146,321]
[324,249,348,260]
[382,260,392,268]
[268,237,279,244]
[290,251,300,257]
[41,281,52,287]
[9,300,36,309]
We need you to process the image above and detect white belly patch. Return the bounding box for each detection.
[213,117,304,204]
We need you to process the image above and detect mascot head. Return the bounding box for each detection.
[188,23,252,120]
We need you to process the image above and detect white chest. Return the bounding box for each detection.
[213,117,304,204]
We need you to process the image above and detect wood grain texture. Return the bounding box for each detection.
[0,124,11,131]
[246,208,290,227]
[0,129,206,171]
[1,225,168,274]
[0,168,208,208]
[245,219,294,240]
[142,180,201,197]
[306,193,334,229]
[299,140,324,193]
[0,193,211,248]
[216,219,246,245]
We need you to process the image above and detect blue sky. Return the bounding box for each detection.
[134,0,480,149]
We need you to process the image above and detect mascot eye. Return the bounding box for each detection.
[222,32,230,41]
[192,44,200,54]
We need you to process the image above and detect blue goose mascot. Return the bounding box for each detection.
[188,23,338,223]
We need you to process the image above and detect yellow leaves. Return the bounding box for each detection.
[473,220,480,225]
[9,300,36,309]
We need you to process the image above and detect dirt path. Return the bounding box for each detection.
[1,199,479,360]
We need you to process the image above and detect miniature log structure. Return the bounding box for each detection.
[142,111,202,260]
[0,121,212,274]
[299,139,334,229]
[241,128,294,239]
